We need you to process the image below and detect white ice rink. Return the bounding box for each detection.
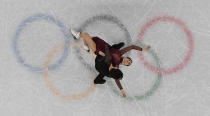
[1,0,210,116]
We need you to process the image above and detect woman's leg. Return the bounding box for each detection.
[80,33,96,52]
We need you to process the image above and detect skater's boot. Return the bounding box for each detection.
[70,28,90,52]
[70,28,80,40]
[94,78,106,84]
[94,74,106,84]
[111,42,125,49]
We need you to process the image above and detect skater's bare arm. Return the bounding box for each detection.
[115,80,126,97]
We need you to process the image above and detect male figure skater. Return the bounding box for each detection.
[70,29,150,97]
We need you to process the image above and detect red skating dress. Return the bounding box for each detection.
[92,37,142,67]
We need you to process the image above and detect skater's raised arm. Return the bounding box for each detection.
[115,80,126,97]
[120,45,151,55]
[120,45,143,55]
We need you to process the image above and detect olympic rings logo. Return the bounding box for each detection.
[12,14,194,100]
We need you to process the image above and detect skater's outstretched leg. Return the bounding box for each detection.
[70,29,99,53]
[80,33,97,52]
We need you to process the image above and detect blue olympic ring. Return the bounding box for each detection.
[12,14,71,72]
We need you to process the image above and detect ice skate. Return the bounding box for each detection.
[70,28,90,52]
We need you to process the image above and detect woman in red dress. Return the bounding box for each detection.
[70,29,150,97]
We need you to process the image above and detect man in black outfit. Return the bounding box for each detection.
[94,43,124,84]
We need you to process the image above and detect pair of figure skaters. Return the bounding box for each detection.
[70,29,150,97]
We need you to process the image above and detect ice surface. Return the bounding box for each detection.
[0,0,210,116]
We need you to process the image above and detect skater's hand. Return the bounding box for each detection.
[109,64,118,71]
[142,45,151,53]
[120,89,126,98]
[99,51,105,56]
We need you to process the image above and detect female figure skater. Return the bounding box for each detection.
[70,29,150,97]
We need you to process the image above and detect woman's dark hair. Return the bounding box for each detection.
[125,57,132,66]
[109,69,123,80]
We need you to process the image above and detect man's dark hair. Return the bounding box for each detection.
[109,69,123,80]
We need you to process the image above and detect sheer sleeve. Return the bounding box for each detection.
[105,45,111,64]
[115,80,123,90]
[120,45,143,55]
